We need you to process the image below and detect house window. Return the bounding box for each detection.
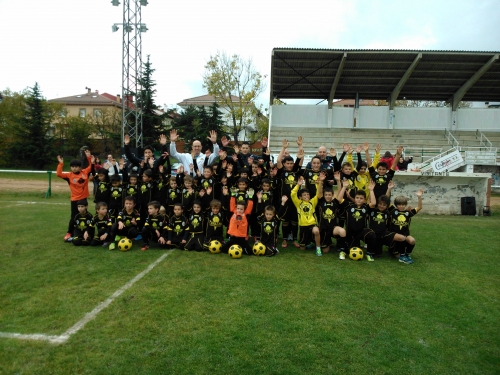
[79,108,86,117]
[59,110,67,117]
[94,109,102,118]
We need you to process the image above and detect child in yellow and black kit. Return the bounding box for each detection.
[160,203,188,249]
[87,201,113,247]
[72,199,93,247]
[255,192,287,256]
[290,173,325,256]
[140,201,166,251]
[108,196,141,250]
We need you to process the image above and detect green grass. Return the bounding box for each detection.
[0,191,499,374]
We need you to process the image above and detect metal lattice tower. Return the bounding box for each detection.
[112,0,148,149]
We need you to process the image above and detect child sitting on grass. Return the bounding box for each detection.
[108,196,140,250]
[140,201,166,251]
[87,201,113,247]
[72,199,93,247]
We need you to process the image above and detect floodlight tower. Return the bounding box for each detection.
[111,0,148,149]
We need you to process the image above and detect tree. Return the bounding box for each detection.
[7,83,62,169]
[203,52,266,144]
[0,88,28,163]
[394,100,472,108]
[92,107,122,154]
[136,55,165,147]
[62,115,94,157]
[173,104,231,153]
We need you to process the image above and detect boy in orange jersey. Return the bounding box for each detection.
[221,187,254,255]
[57,150,93,242]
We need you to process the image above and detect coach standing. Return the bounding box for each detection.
[169,129,220,176]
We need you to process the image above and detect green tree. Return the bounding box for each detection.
[173,104,231,153]
[63,115,94,158]
[203,52,266,144]
[394,100,472,108]
[0,88,28,163]
[7,83,61,169]
[136,55,165,147]
[92,107,122,154]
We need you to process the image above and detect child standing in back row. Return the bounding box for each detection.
[56,151,93,242]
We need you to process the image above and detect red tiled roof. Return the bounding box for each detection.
[177,94,241,107]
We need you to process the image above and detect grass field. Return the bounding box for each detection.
[0,188,499,375]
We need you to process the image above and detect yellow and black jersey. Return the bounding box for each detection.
[166,187,182,207]
[369,166,395,198]
[95,181,111,204]
[300,168,321,198]
[124,183,139,200]
[138,181,154,206]
[256,202,287,248]
[205,211,226,240]
[164,214,188,243]
[277,168,299,197]
[117,209,140,227]
[368,207,390,235]
[388,205,419,236]
[89,213,113,231]
[144,213,166,232]
[291,183,319,227]
[316,198,341,230]
[109,186,124,212]
[340,202,370,233]
[73,212,93,235]
[186,213,205,235]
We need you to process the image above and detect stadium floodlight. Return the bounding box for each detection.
[124,25,133,32]
[112,24,119,32]
[139,24,148,32]
[139,0,148,5]
[111,0,120,6]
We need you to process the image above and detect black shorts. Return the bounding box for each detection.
[299,225,316,246]
[185,234,205,251]
[282,199,298,223]
[346,228,374,249]
[320,228,334,248]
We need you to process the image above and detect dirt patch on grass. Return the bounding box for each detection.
[0,178,90,193]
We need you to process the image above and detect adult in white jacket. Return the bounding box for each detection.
[169,129,220,176]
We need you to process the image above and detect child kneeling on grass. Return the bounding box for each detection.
[290,173,324,256]
[159,203,188,249]
[222,187,254,255]
[108,196,140,250]
[387,188,424,264]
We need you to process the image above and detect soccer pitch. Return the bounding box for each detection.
[0,192,499,374]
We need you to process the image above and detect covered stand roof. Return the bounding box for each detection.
[270,48,500,109]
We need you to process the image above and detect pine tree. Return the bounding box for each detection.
[136,55,164,148]
[8,83,55,169]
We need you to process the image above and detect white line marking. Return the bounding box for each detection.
[0,201,67,206]
[0,252,171,344]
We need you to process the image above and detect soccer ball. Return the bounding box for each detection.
[118,238,133,252]
[208,240,222,254]
[349,247,364,261]
[252,242,266,256]
[228,244,243,259]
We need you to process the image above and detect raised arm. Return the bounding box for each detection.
[392,145,403,171]
[416,188,423,211]
[276,138,289,170]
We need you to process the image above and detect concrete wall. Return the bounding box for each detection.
[271,105,500,131]
[391,172,490,215]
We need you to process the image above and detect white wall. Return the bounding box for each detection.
[358,106,390,129]
[271,105,499,131]
[457,108,500,130]
[271,105,328,127]
[331,107,353,128]
[393,107,451,130]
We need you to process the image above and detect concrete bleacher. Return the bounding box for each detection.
[269,128,500,164]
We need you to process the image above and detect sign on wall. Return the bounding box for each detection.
[464,151,497,165]
[431,150,464,172]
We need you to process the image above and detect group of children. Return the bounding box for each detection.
[56,131,423,264]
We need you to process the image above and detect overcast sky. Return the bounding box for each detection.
[1,0,499,109]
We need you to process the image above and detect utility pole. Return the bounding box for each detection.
[111,0,148,149]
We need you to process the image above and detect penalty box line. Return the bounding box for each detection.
[0,252,172,345]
